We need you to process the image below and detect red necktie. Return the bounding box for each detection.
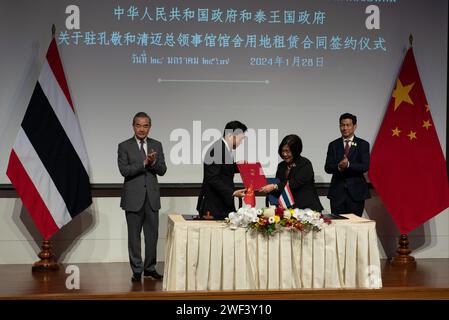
[344,139,350,157]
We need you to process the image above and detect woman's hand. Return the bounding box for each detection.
[259,184,277,193]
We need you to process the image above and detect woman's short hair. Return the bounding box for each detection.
[278,134,303,160]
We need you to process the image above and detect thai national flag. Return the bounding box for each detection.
[278,182,295,209]
[6,38,92,240]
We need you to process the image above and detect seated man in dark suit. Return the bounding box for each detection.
[325,113,370,216]
[196,121,248,220]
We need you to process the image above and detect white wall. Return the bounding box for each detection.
[1,0,448,183]
[0,195,447,264]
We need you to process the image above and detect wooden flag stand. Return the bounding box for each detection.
[390,234,417,268]
[32,240,60,272]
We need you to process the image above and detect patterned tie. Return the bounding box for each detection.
[344,139,350,157]
[140,139,146,160]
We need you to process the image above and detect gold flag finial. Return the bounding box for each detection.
[51,24,56,38]
[409,34,413,47]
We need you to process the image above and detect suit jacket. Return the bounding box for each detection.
[272,156,323,212]
[196,139,238,220]
[118,137,167,212]
[325,136,371,202]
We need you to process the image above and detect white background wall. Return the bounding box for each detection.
[1,0,448,183]
[0,0,448,263]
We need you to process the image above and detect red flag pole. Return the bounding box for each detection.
[32,25,60,272]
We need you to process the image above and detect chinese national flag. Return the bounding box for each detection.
[243,184,256,207]
[369,48,449,234]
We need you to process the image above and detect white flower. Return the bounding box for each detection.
[315,218,324,230]
[352,142,357,147]
[304,208,314,216]
[312,211,321,219]
[227,205,256,229]
[243,207,259,224]
[293,208,304,220]
[226,205,330,233]
[262,206,276,218]
[227,211,242,229]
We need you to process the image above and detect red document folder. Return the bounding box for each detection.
[237,162,268,190]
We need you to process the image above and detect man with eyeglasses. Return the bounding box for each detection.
[118,112,167,282]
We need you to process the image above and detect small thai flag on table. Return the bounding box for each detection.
[278,182,295,209]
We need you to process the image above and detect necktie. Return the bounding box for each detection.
[344,139,350,157]
[140,139,146,160]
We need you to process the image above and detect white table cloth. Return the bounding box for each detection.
[162,214,382,291]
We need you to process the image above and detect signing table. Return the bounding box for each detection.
[162,214,382,291]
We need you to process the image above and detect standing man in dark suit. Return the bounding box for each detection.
[196,121,248,220]
[118,112,167,282]
[325,113,370,216]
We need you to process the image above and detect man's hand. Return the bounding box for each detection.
[144,150,157,166]
[338,155,349,170]
[233,188,247,198]
[259,184,277,193]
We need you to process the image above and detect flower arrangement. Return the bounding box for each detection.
[226,205,331,236]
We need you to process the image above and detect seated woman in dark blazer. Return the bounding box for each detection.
[259,134,323,212]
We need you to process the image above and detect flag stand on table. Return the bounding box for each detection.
[278,182,294,209]
[369,34,449,267]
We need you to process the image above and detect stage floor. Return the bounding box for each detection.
[1,259,448,299]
